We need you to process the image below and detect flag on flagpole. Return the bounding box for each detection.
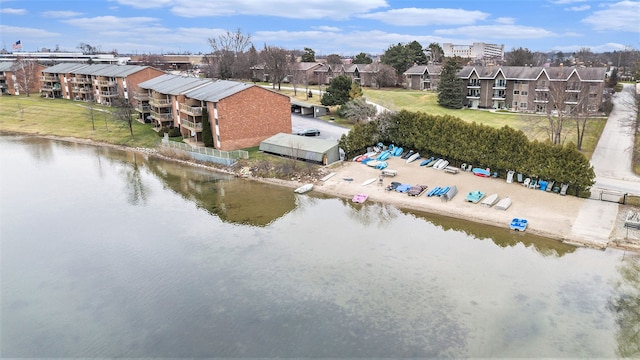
[12,40,22,50]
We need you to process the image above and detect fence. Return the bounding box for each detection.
[161,134,248,166]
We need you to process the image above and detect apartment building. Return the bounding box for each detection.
[442,42,505,60]
[0,61,45,96]
[458,65,606,114]
[137,74,291,150]
[39,63,164,105]
[403,65,442,90]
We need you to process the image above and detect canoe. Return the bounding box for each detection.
[401,150,414,159]
[465,190,486,203]
[436,186,450,196]
[427,186,441,197]
[406,152,421,164]
[481,193,499,207]
[361,178,377,186]
[495,197,512,210]
[395,184,412,193]
[393,147,404,156]
[426,158,439,167]
[420,157,434,166]
[294,183,313,194]
[366,160,380,167]
[435,160,449,170]
[361,157,373,164]
[472,168,491,177]
[377,150,391,161]
[375,161,388,170]
[352,193,368,203]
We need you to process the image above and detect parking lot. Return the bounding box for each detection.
[291,114,349,142]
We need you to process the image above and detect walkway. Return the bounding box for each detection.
[569,84,640,247]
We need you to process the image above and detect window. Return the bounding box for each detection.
[521,91,528,95]
[513,90,519,95]
[520,103,527,109]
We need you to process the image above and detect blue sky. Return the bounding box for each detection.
[1,0,638,56]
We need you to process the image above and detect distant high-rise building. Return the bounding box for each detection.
[442,42,504,60]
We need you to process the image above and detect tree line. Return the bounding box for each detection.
[338,110,595,197]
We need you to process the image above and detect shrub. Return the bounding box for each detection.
[156,127,169,137]
[168,127,181,137]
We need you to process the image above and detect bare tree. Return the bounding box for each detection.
[262,45,289,90]
[370,63,397,88]
[13,57,39,97]
[111,97,135,138]
[86,100,97,130]
[544,81,573,144]
[207,29,252,79]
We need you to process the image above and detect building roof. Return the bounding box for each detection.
[71,64,150,77]
[138,73,211,95]
[458,65,606,82]
[0,61,15,72]
[260,133,339,155]
[42,63,89,74]
[404,64,442,75]
[183,80,252,102]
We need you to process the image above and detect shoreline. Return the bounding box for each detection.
[4,132,639,253]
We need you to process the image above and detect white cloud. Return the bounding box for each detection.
[113,0,389,19]
[0,7,26,15]
[550,42,628,52]
[0,24,59,37]
[549,0,586,4]
[61,16,160,31]
[311,26,341,32]
[41,10,83,18]
[110,0,174,9]
[565,5,590,11]
[436,25,555,39]
[495,17,515,25]
[582,1,640,32]
[358,8,489,26]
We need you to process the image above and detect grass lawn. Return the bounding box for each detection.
[362,88,606,158]
[0,96,161,148]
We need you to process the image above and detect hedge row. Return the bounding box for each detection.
[339,110,595,197]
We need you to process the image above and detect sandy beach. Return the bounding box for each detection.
[307,157,589,243]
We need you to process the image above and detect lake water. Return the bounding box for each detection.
[1,135,638,358]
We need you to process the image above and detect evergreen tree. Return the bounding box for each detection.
[201,106,214,147]
[349,81,363,100]
[353,52,373,64]
[437,58,464,109]
[321,75,352,106]
[301,47,315,62]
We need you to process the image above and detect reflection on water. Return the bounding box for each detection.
[0,135,633,358]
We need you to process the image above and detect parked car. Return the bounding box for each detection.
[295,128,320,136]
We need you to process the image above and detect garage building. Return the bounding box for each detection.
[259,133,341,165]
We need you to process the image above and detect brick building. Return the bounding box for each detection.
[137,74,291,150]
[39,63,164,105]
[0,61,45,96]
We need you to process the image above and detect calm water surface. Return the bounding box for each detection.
[1,136,638,358]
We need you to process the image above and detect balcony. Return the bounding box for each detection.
[133,91,149,101]
[72,78,92,84]
[565,87,581,92]
[150,110,173,121]
[179,103,203,116]
[493,82,506,89]
[41,75,58,81]
[181,118,203,131]
[466,93,480,99]
[492,93,506,100]
[535,86,549,91]
[97,80,117,86]
[135,103,150,112]
[0,75,5,80]
[73,87,92,94]
[534,99,549,103]
[99,91,119,97]
[467,82,481,88]
[149,98,172,107]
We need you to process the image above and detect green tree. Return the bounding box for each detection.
[407,40,427,65]
[201,106,213,147]
[349,81,363,100]
[607,68,619,88]
[381,43,413,76]
[437,58,464,109]
[301,47,315,62]
[338,98,377,123]
[320,75,352,106]
[506,47,534,66]
[353,52,372,64]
